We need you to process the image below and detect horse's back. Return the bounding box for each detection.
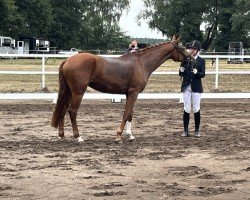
[63,53,100,77]
[64,53,97,68]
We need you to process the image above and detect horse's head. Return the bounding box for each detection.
[170,35,194,63]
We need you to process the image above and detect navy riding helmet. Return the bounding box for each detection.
[188,40,201,51]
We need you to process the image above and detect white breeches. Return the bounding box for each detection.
[183,85,201,113]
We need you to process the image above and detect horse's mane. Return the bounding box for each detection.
[133,41,170,54]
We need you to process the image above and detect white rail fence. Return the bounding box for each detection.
[1,92,250,104]
[0,54,250,101]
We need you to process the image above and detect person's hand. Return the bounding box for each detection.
[193,68,198,74]
[180,67,185,72]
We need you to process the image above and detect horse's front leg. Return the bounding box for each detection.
[116,93,138,142]
[126,120,135,140]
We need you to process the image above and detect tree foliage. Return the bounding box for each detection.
[0,0,21,37]
[0,0,130,50]
[15,0,53,37]
[140,0,250,51]
[1,0,248,51]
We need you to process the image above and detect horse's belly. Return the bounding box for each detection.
[89,82,127,94]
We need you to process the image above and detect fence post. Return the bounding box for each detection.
[42,56,46,88]
[215,56,219,89]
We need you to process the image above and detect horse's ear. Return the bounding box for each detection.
[172,35,177,41]
[176,35,181,43]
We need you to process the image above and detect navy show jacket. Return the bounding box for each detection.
[179,56,206,93]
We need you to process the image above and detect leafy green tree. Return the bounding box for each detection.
[14,0,53,38]
[49,0,130,50]
[0,0,21,37]
[48,0,83,49]
[0,0,130,50]
[79,0,130,50]
[140,0,250,51]
[139,0,207,46]
[205,0,250,51]
[230,0,250,47]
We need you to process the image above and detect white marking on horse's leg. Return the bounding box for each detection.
[126,122,135,140]
[77,136,84,143]
[126,121,132,134]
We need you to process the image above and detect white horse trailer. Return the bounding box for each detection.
[0,36,15,55]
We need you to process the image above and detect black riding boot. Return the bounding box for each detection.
[194,110,201,137]
[182,111,190,136]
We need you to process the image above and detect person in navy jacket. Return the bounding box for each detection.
[179,40,206,137]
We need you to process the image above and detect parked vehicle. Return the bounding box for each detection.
[0,36,15,55]
[17,36,50,54]
[58,48,78,55]
[243,49,250,63]
[0,35,53,55]
[227,42,244,64]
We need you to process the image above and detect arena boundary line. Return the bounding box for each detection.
[0,93,249,104]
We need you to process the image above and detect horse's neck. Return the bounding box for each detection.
[138,43,174,76]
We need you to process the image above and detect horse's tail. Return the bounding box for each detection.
[51,60,71,128]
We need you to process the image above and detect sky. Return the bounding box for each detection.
[119,0,166,39]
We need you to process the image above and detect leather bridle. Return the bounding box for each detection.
[171,41,193,61]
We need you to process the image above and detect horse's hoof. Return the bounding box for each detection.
[59,136,66,141]
[77,136,84,143]
[115,137,123,143]
[125,134,136,141]
[128,136,136,141]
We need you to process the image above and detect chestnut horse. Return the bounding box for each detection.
[51,35,191,142]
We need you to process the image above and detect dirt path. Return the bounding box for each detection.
[0,99,249,199]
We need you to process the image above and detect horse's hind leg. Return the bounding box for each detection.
[57,101,71,140]
[58,118,65,139]
[68,91,84,142]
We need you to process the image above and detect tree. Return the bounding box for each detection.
[49,0,130,49]
[48,0,83,49]
[79,0,130,50]
[0,0,21,37]
[230,0,250,47]
[139,0,207,46]
[140,0,250,51]
[0,0,52,39]
[0,0,130,50]
[205,0,250,51]
[15,0,52,38]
